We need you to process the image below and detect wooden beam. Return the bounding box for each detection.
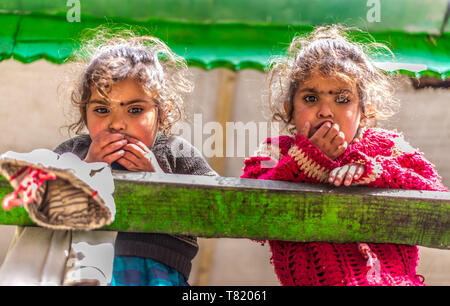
[0,171,449,249]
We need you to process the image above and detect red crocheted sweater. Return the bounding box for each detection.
[241,127,448,286]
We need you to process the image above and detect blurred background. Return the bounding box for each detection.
[0,0,449,285]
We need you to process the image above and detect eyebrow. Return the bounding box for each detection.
[88,99,152,106]
[297,88,352,94]
[297,87,318,94]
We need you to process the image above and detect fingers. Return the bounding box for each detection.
[329,164,348,186]
[87,132,158,171]
[328,168,338,184]
[310,122,347,160]
[328,164,366,186]
[354,164,365,180]
[310,122,332,141]
[117,150,157,172]
[120,135,159,172]
[85,131,127,163]
[343,164,358,186]
[331,131,346,146]
[312,122,339,141]
[123,146,150,168]
[103,148,125,165]
[332,141,348,159]
[101,139,128,158]
[115,143,146,171]
[94,130,125,150]
[122,136,152,164]
[117,155,139,170]
[324,123,339,141]
[123,143,146,160]
[124,135,149,151]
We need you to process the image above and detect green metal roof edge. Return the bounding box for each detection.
[2,0,449,34]
[1,13,449,78]
[6,50,450,80]
[7,56,448,79]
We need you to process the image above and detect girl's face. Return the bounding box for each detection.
[289,71,365,143]
[85,78,159,149]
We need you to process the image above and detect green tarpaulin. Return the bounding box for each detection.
[0,0,449,78]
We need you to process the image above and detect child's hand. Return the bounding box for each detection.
[328,163,365,186]
[84,130,127,164]
[300,121,347,160]
[117,135,163,172]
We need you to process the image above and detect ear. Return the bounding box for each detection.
[79,105,89,126]
[359,110,367,128]
[359,116,367,128]
[284,101,294,124]
[359,103,372,128]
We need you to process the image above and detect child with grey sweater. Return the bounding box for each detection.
[57,28,217,285]
[0,28,216,286]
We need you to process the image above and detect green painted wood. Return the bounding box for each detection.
[1,171,449,249]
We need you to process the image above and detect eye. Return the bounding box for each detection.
[336,96,350,104]
[129,107,143,114]
[303,95,318,103]
[94,107,109,114]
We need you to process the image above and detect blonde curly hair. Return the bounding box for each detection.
[267,25,400,134]
[67,25,192,137]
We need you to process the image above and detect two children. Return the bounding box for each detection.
[2,24,447,286]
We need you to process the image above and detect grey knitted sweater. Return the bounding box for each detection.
[54,132,217,280]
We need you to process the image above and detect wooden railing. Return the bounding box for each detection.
[0,171,449,249]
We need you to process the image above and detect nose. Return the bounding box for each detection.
[108,113,126,133]
[317,102,334,118]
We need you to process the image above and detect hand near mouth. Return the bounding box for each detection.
[117,135,163,173]
[299,121,348,160]
[84,130,128,164]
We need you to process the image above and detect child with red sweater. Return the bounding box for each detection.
[242,25,448,286]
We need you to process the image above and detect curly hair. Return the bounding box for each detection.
[67,25,193,137]
[267,25,400,134]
